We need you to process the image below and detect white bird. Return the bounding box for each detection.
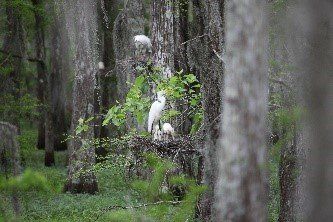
[148,91,166,134]
[153,125,163,141]
[134,35,152,47]
[98,61,105,70]
[162,123,175,140]
[134,35,152,57]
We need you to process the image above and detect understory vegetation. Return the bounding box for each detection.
[0,122,286,221]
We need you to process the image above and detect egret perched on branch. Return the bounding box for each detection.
[134,35,152,59]
[148,91,166,134]
[162,123,175,140]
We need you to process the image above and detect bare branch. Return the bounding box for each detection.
[181,34,208,45]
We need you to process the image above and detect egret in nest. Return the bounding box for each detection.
[148,91,166,134]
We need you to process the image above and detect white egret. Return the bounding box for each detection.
[134,35,152,58]
[162,123,175,140]
[148,91,166,134]
[98,61,105,70]
[153,125,163,141]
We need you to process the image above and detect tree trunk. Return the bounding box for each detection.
[32,0,46,150]
[1,0,26,131]
[31,0,55,165]
[173,0,191,134]
[0,122,22,217]
[113,0,146,130]
[45,71,55,166]
[187,0,224,220]
[63,0,99,194]
[50,2,71,151]
[151,0,175,77]
[215,0,268,221]
[296,1,333,221]
[99,0,120,140]
[93,0,121,159]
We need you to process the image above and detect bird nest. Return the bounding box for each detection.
[127,136,203,180]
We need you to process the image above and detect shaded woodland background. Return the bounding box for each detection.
[0,0,332,221]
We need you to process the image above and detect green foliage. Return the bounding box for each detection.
[75,117,94,135]
[103,105,126,127]
[105,210,154,222]
[268,106,304,222]
[108,152,206,222]
[272,0,289,13]
[103,66,203,134]
[0,169,49,193]
[132,153,175,202]
[0,93,40,123]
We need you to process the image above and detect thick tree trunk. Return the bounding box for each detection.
[187,0,224,220]
[94,0,121,159]
[215,0,268,221]
[99,0,120,140]
[32,0,46,150]
[1,0,25,130]
[0,122,21,216]
[297,1,333,221]
[50,2,70,151]
[63,0,99,194]
[151,0,175,77]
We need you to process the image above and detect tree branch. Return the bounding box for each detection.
[181,34,208,45]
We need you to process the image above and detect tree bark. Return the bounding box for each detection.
[63,0,99,194]
[151,0,175,77]
[45,70,55,166]
[0,122,22,216]
[1,0,26,131]
[31,0,55,165]
[296,1,333,221]
[215,0,268,221]
[94,0,121,159]
[50,2,71,151]
[99,0,118,140]
[33,0,46,150]
[187,0,224,220]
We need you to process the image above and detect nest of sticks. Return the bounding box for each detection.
[127,135,204,180]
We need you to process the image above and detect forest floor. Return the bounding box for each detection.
[1,126,281,221]
[1,126,146,222]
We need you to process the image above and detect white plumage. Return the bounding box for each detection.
[153,125,163,141]
[134,35,152,58]
[134,35,152,46]
[148,91,166,133]
[162,123,175,140]
[98,61,105,70]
